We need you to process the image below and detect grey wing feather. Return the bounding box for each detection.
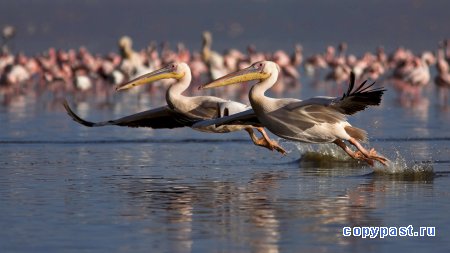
[193,108,261,128]
[187,100,220,119]
[276,103,345,133]
[285,97,335,111]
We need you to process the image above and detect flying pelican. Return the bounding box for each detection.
[200,61,388,166]
[64,62,286,154]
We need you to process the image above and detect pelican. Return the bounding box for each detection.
[200,61,388,166]
[64,62,286,154]
[201,31,227,80]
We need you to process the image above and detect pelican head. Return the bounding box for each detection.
[116,62,187,91]
[200,61,278,89]
[202,31,212,44]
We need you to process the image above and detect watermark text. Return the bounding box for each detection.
[342,225,435,238]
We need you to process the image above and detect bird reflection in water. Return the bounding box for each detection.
[107,166,434,252]
[113,173,285,253]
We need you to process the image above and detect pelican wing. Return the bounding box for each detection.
[331,72,386,115]
[187,96,249,119]
[286,72,385,116]
[275,103,346,134]
[193,108,261,128]
[63,100,200,129]
[187,99,220,119]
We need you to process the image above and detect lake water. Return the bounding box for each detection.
[0,76,449,253]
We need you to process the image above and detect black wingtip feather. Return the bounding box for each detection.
[349,72,355,88]
[336,73,387,115]
[345,71,356,97]
[63,99,96,127]
[353,80,368,93]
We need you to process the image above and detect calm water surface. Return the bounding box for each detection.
[0,78,449,253]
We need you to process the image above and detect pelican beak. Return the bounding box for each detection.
[199,66,270,90]
[115,66,184,91]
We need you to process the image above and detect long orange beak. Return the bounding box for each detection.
[199,65,270,90]
[116,65,184,91]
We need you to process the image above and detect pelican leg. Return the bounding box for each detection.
[333,139,374,166]
[348,138,388,166]
[256,127,287,155]
[244,128,286,155]
[244,128,274,151]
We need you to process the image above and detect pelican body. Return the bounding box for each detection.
[201,61,388,166]
[64,62,286,154]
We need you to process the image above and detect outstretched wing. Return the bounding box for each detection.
[286,72,386,115]
[63,100,201,129]
[331,72,386,115]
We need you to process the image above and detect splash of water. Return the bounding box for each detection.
[290,142,354,162]
[373,150,433,174]
[289,141,434,174]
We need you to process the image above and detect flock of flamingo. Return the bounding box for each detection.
[1,31,449,101]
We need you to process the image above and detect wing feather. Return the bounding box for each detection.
[285,72,386,116]
[63,100,200,129]
[332,75,385,115]
[192,108,261,128]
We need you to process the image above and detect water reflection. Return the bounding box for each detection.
[102,163,436,252]
[111,172,284,252]
[0,135,446,252]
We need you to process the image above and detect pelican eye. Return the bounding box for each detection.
[169,63,177,70]
[255,62,264,69]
